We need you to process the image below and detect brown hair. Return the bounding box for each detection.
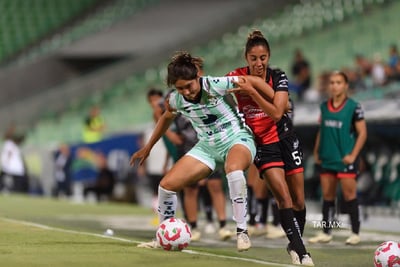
[245,30,271,57]
[331,70,349,84]
[167,51,203,87]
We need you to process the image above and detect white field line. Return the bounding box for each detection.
[1,217,295,267]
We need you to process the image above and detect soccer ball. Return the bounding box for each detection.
[156,218,191,251]
[374,241,400,267]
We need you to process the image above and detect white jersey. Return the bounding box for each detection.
[0,139,25,176]
[143,125,170,175]
[168,76,251,146]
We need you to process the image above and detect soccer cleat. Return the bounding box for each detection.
[286,243,300,265]
[191,228,202,242]
[308,232,332,244]
[237,230,251,252]
[249,223,268,236]
[247,225,256,236]
[137,239,160,249]
[204,223,216,234]
[345,233,361,245]
[300,254,315,266]
[265,224,286,239]
[218,227,234,241]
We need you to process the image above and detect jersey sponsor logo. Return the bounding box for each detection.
[205,121,232,136]
[200,114,218,124]
[242,104,268,119]
[293,139,299,150]
[284,122,289,132]
[324,119,343,128]
[207,95,219,105]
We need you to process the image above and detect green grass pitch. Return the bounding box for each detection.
[0,195,395,267]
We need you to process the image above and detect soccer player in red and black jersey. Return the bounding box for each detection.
[227,30,313,266]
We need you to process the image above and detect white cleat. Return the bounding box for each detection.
[191,229,201,242]
[300,254,315,266]
[249,223,268,236]
[308,231,332,244]
[345,233,361,245]
[287,244,300,265]
[218,227,234,241]
[137,239,160,249]
[237,231,251,252]
[204,223,216,234]
[265,224,286,239]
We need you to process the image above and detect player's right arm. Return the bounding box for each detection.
[130,108,177,166]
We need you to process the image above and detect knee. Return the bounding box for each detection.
[159,179,176,192]
[274,194,293,209]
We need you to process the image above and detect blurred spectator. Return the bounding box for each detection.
[342,67,367,92]
[53,144,72,198]
[82,105,106,143]
[371,53,387,86]
[357,155,374,206]
[388,44,399,70]
[390,60,400,81]
[0,128,28,193]
[386,45,400,82]
[290,48,312,101]
[83,152,115,202]
[304,70,330,103]
[354,54,372,78]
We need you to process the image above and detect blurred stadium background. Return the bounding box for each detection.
[0,0,400,218]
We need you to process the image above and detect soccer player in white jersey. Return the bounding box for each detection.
[130,51,276,252]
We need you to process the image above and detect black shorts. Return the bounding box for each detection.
[254,134,304,177]
[185,168,224,188]
[208,168,224,180]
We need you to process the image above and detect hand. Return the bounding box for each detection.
[313,152,321,165]
[130,146,151,166]
[342,154,356,165]
[228,77,257,95]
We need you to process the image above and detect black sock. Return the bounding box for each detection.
[219,220,226,229]
[237,227,247,234]
[256,197,269,225]
[293,208,306,236]
[189,221,197,229]
[271,199,280,226]
[199,185,213,223]
[247,186,256,225]
[322,200,335,234]
[279,208,307,257]
[346,198,360,234]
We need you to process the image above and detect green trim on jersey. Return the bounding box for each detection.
[318,98,359,171]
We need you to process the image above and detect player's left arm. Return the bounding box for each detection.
[343,105,367,165]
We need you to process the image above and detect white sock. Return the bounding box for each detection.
[157,185,177,223]
[226,170,248,230]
